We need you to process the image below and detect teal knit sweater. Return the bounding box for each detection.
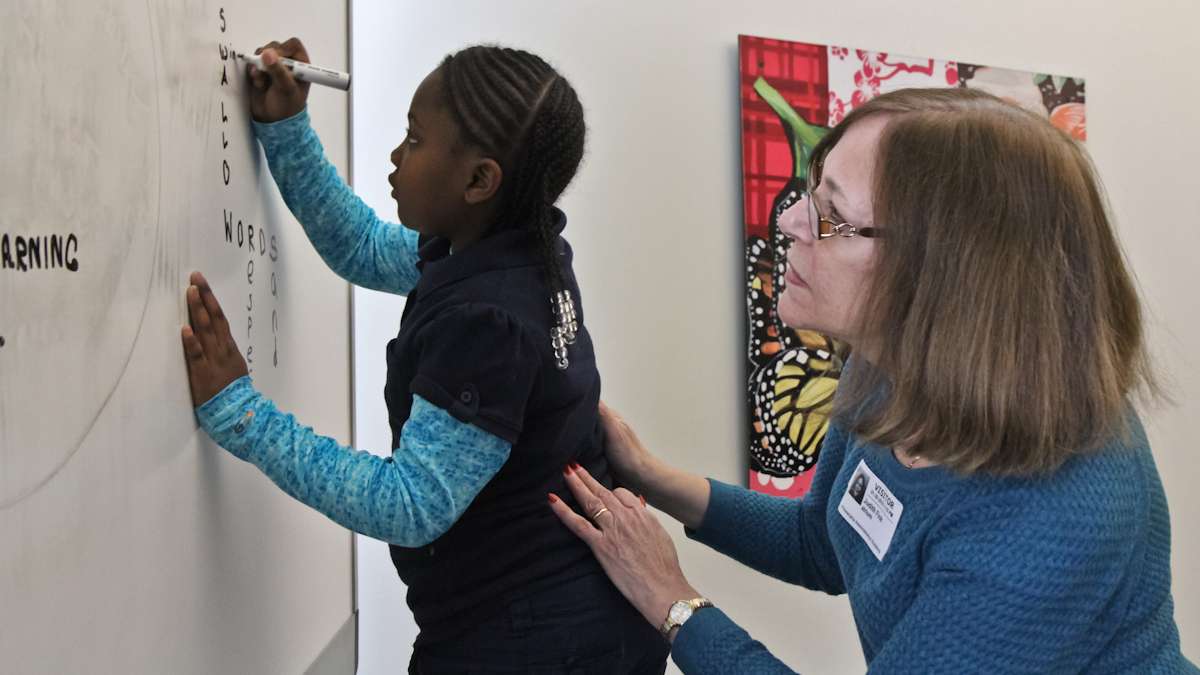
[674,412,1196,673]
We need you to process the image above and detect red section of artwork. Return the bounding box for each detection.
[739,36,828,242]
[749,469,817,499]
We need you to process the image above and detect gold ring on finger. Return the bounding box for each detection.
[590,507,610,522]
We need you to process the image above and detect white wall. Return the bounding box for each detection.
[349,13,421,669]
[351,1,1200,672]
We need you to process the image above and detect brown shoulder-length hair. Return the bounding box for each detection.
[819,87,1159,477]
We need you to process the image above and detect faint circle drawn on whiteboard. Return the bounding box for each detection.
[0,2,161,508]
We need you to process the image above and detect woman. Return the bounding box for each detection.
[548,88,1197,673]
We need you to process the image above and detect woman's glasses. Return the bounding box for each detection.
[807,160,885,240]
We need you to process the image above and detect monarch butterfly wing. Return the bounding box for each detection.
[747,380,775,474]
[745,236,778,369]
[749,347,841,477]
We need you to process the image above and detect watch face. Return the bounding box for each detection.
[669,602,693,625]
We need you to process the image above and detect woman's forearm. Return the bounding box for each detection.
[637,456,712,530]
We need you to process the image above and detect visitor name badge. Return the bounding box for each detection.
[838,460,904,561]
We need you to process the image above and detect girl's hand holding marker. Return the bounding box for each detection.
[238,38,352,123]
[243,41,310,123]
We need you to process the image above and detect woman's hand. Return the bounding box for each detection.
[598,401,658,493]
[247,38,311,123]
[599,401,713,530]
[549,464,701,638]
[180,271,249,407]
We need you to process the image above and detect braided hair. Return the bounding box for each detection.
[440,45,586,368]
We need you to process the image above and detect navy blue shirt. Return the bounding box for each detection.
[386,211,613,643]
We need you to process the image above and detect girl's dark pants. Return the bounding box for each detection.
[409,572,670,674]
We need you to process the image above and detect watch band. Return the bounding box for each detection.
[659,597,713,638]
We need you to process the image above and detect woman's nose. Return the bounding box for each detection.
[777,195,812,244]
[390,145,403,167]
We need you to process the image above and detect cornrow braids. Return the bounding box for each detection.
[440,46,586,369]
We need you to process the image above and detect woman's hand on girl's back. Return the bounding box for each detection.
[246,38,311,123]
[598,401,659,494]
[548,464,699,635]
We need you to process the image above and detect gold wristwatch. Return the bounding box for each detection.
[659,597,713,638]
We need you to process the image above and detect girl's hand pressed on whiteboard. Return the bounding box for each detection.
[181,271,249,407]
[247,38,311,123]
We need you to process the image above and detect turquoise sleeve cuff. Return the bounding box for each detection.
[685,478,844,593]
[195,375,262,461]
[250,107,311,148]
[684,478,741,544]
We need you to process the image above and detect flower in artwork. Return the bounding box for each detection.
[851,67,882,108]
[1050,102,1087,140]
[945,62,959,86]
[829,92,847,126]
[859,50,880,77]
[961,66,1047,117]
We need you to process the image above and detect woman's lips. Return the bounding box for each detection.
[785,262,808,288]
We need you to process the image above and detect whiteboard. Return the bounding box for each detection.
[0,2,354,673]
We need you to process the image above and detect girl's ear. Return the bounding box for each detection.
[464,158,503,205]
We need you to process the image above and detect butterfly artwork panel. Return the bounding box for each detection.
[738,35,1086,498]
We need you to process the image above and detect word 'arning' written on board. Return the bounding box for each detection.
[1,233,80,272]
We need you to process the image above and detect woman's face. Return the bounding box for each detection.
[776,115,890,346]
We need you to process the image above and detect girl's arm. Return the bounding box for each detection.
[197,376,508,547]
[181,277,537,547]
[254,109,421,296]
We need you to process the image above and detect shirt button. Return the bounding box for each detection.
[460,391,473,404]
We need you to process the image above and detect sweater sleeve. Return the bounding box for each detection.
[194,376,509,547]
[672,608,800,674]
[685,424,848,593]
[252,108,421,295]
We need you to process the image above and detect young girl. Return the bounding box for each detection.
[180,39,669,673]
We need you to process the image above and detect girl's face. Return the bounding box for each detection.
[776,115,890,347]
[388,68,475,239]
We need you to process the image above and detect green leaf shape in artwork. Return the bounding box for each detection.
[752,76,830,182]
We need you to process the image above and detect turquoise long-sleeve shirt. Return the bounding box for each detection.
[673,414,1197,673]
[194,109,511,547]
